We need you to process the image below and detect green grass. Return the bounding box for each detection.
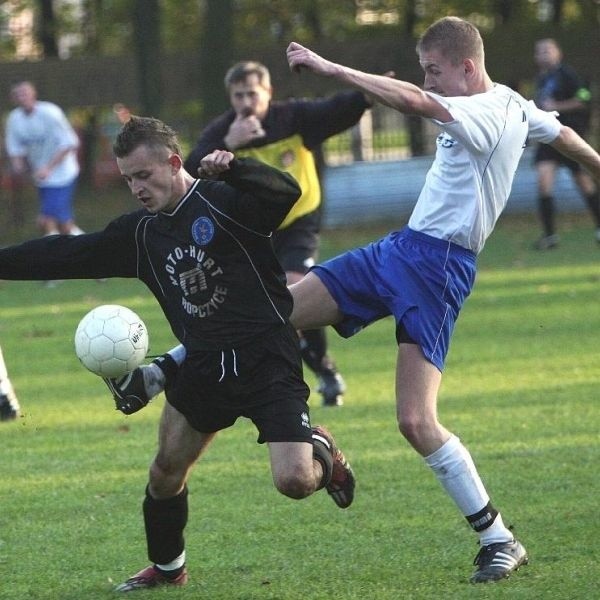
[0,208,599,599]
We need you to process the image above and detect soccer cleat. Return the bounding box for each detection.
[103,363,163,415]
[317,370,346,407]
[0,384,20,422]
[533,234,559,250]
[470,539,528,583]
[114,565,188,592]
[312,425,355,508]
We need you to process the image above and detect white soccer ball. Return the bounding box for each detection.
[74,304,149,378]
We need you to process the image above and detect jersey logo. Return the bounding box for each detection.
[436,133,456,148]
[191,217,214,246]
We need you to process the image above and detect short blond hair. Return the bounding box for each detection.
[416,17,484,65]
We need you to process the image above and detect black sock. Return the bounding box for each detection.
[584,191,600,227]
[143,485,188,565]
[300,328,334,375]
[538,195,555,236]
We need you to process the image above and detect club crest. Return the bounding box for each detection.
[191,217,214,246]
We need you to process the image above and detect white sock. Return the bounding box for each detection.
[143,363,166,398]
[0,379,11,395]
[167,344,187,366]
[0,346,8,380]
[156,550,185,572]
[425,435,513,544]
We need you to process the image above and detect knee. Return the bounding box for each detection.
[397,414,422,446]
[148,458,187,499]
[396,409,435,449]
[273,471,315,500]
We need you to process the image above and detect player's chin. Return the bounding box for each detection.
[140,200,156,212]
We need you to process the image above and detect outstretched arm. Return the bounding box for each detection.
[286,42,450,121]
[550,125,600,181]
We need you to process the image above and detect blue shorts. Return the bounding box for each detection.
[312,228,476,371]
[38,181,77,223]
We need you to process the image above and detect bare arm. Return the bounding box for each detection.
[35,146,75,181]
[550,125,600,181]
[286,42,451,122]
[9,156,27,175]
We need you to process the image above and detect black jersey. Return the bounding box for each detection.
[185,91,370,228]
[0,158,301,351]
[535,63,591,133]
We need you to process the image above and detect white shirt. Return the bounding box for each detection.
[5,100,80,187]
[408,84,561,253]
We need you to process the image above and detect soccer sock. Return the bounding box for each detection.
[143,485,189,566]
[167,344,187,366]
[538,195,555,236]
[425,435,513,545]
[143,363,167,398]
[155,551,186,578]
[0,346,8,381]
[299,328,332,375]
[583,191,600,227]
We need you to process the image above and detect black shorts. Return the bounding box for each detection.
[534,143,581,173]
[272,211,320,274]
[166,323,312,444]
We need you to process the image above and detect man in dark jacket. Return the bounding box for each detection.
[185,61,372,405]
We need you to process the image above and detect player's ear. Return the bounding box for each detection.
[168,154,183,174]
[463,58,476,77]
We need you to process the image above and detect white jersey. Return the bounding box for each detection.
[5,100,80,187]
[408,84,561,253]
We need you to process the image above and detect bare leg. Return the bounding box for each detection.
[395,343,513,545]
[289,272,342,330]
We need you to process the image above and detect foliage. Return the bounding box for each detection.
[1,0,598,61]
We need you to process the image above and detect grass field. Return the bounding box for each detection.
[0,202,598,599]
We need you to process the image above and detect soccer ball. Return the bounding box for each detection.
[74,304,149,378]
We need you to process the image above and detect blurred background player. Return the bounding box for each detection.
[5,81,83,238]
[532,38,600,249]
[185,61,372,405]
[0,344,20,421]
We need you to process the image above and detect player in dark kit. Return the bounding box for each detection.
[0,116,355,592]
[532,38,600,249]
[104,63,373,413]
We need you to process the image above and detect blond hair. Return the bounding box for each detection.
[416,17,484,65]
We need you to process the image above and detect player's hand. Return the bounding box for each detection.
[224,109,265,149]
[286,42,337,77]
[34,165,51,181]
[198,150,235,179]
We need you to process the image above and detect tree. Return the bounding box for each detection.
[199,0,234,121]
[36,0,58,57]
[133,0,162,117]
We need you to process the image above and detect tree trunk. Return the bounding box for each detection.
[199,0,234,122]
[37,0,59,57]
[133,0,162,117]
